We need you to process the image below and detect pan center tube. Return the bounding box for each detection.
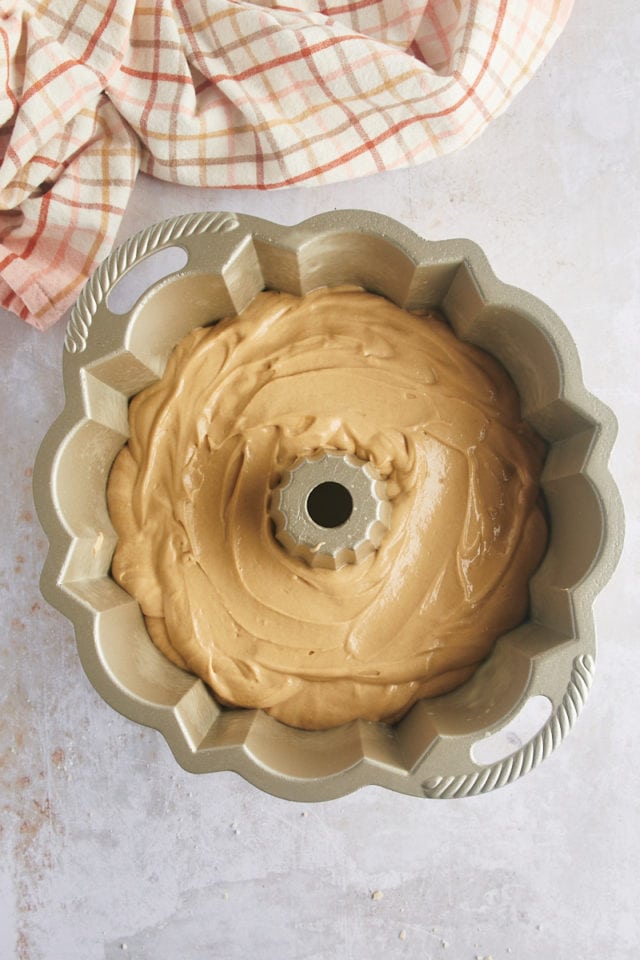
[270,452,391,570]
[306,480,354,528]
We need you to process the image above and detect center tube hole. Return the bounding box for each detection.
[306,481,353,529]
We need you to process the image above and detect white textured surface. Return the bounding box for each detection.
[1,2,639,958]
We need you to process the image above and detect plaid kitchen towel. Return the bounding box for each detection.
[0,0,573,330]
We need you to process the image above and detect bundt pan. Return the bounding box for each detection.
[33,211,623,801]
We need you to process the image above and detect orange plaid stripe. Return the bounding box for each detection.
[0,0,573,329]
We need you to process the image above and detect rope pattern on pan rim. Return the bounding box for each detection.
[422,653,594,799]
[64,212,239,353]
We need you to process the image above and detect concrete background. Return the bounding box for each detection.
[2,1,638,957]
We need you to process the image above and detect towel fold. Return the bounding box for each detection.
[0,0,573,329]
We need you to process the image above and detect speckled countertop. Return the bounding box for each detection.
[2,1,639,958]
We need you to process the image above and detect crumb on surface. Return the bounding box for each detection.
[399,930,407,941]
[371,890,384,901]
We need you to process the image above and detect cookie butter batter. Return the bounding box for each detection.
[107,287,548,730]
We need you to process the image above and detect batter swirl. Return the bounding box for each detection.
[107,286,548,729]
